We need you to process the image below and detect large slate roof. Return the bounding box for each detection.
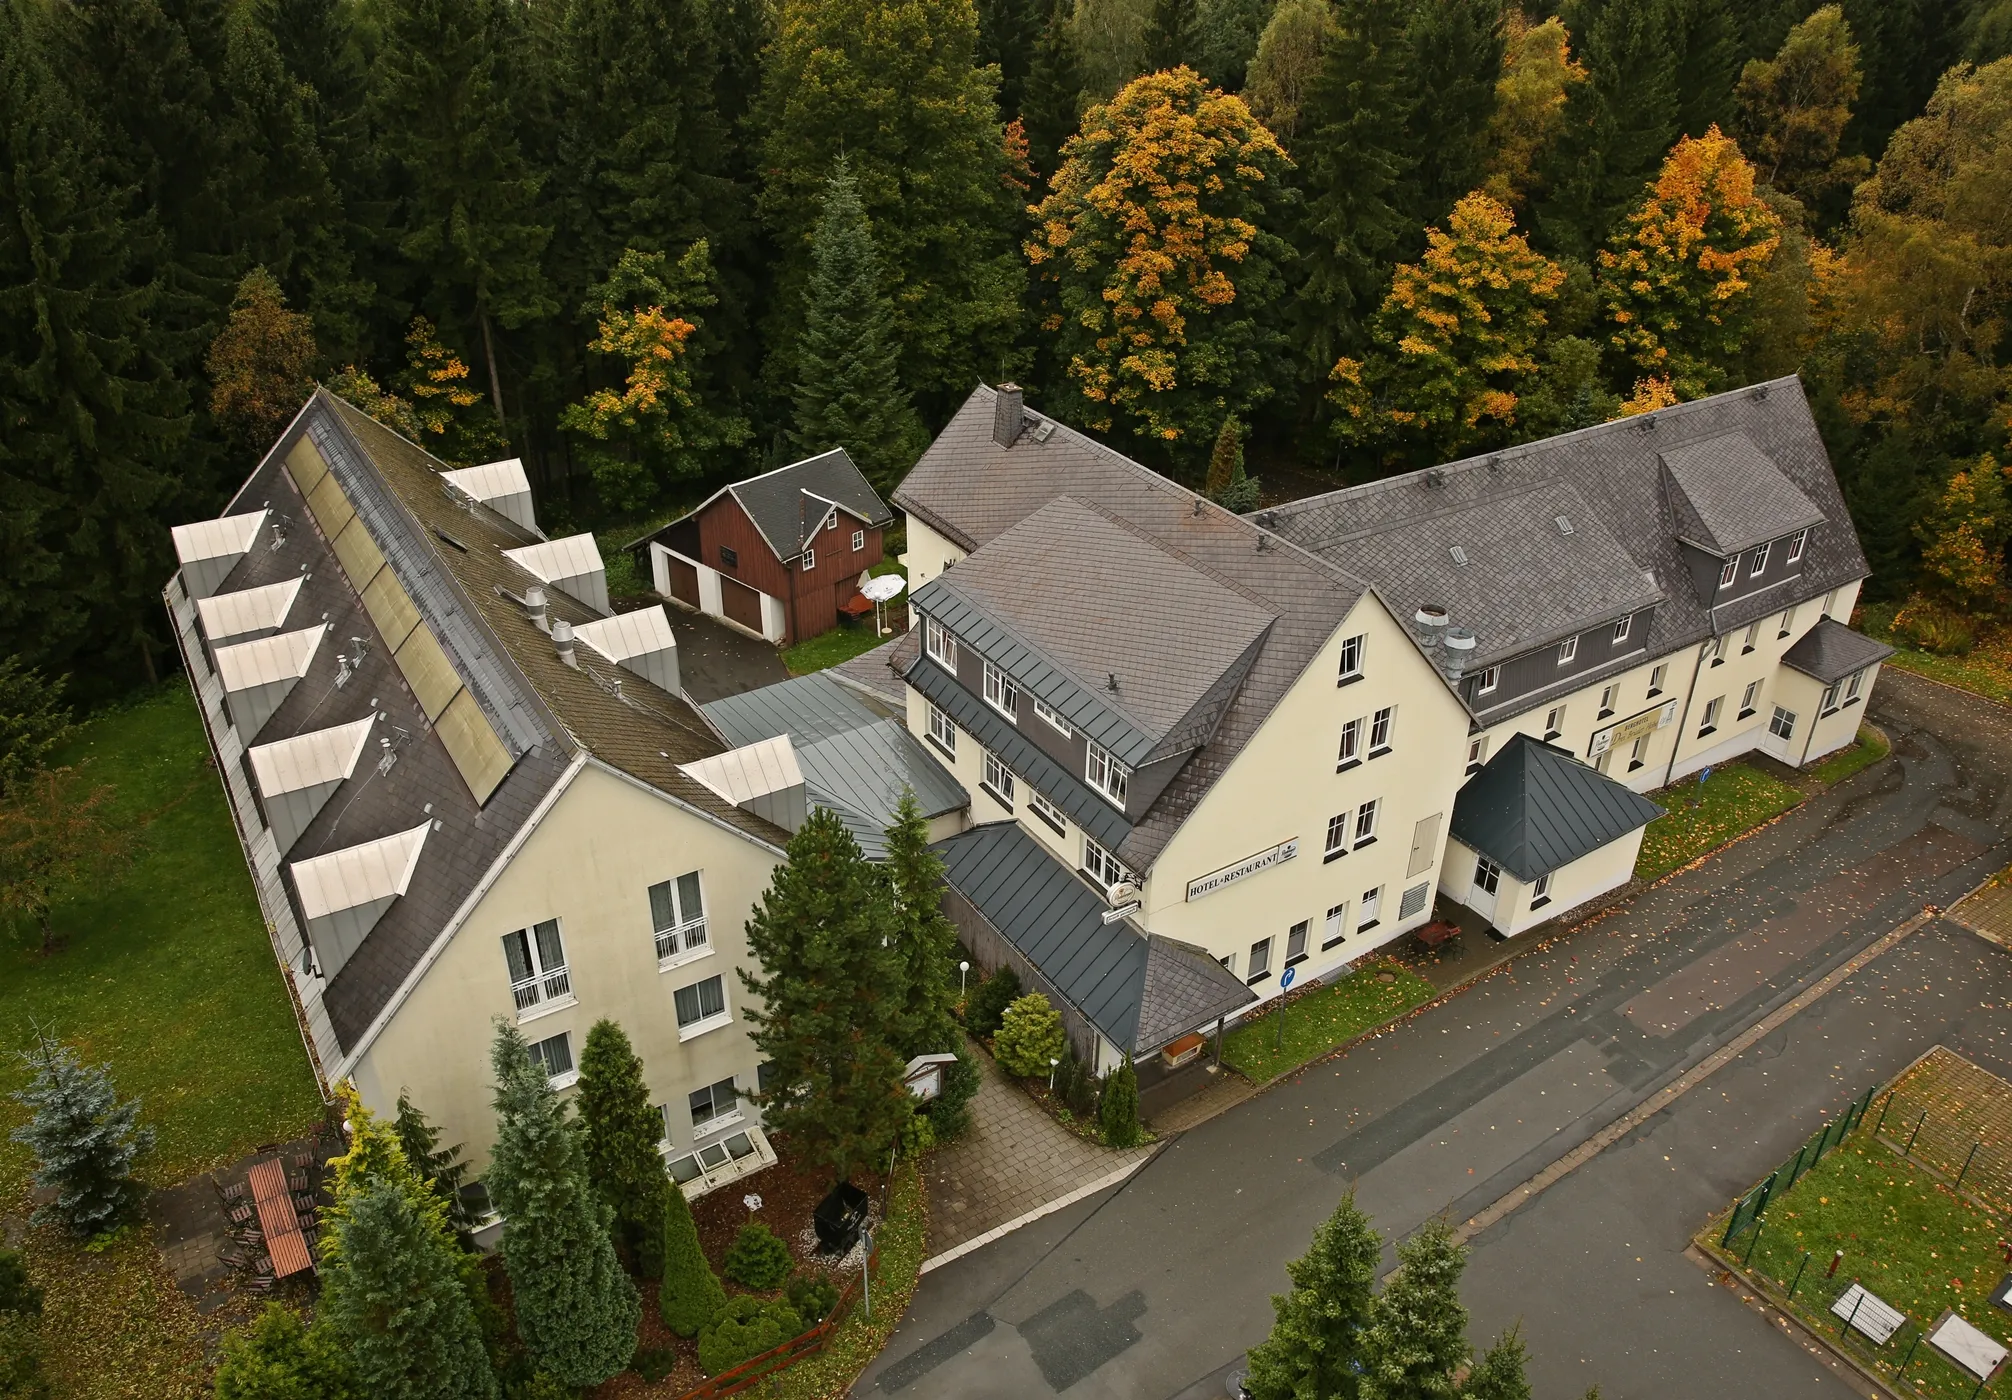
[632,448,891,564]
[1449,734,1664,882]
[1780,617,1896,684]
[934,821,1252,1054]
[1265,376,1870,723]
[895,387,1367,870]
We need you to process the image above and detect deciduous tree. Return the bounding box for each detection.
[1241,1192,1379,1400]
[9,1038,155,1237]
[1734,6,1869,200]
[1242,0,1336,141]
[1481,14,1584,209]
[207,268,319,454]
[0,772,127,955]
[0,663,72,799]
[1028,67,1295,459]
[1914,458,2010,611]
[577,1019,674,1276]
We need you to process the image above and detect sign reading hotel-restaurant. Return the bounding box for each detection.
[1187,838,1300,902]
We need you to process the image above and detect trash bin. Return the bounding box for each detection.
[813,1181,870,1254]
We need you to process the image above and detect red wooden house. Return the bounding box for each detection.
[632,449,894,645]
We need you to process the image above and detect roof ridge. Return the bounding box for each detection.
[1062,495,1283,618]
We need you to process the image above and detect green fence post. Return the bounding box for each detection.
[1843,1284,1866,1341]
[1788,1251,1811,1300]
[1786,1143,1808,1190]
[1906,1109,1927,1156]
[1746,1215,1766,1266]
[1875,1091,1894,1139]
[1901,1328,1924,1373]
[1957,1140,1981,1187]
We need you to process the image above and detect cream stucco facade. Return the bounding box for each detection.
[1441,828,1644,940]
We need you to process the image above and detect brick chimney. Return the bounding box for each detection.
[993,383,1025,447]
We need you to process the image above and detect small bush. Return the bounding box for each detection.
[786,1271,841,1325]
[926,1045,981,1141]
[1058,1053,1099,1118]
[723,1221,793,1291]
[899,1109,936,1156]
[660,1186,726,1337]
[0,1250,41,1318]
[631,1345,677,1383]
[964,965,1022,1040]
[994,993,1067,1078]
[696,1295,804,1375]
[1891,596,1978,655]
[1100,1057,1142,1148]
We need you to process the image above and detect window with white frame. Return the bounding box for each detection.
[1247,937,1272,983]
[1473,855,1501,894]
[1599,684,1617,717]
[1820,589,1836,619]
[1770,705,1796,739]
[1595,747,1614,775]
[1286,920,1309,964]
[688,1076,741,1134]
[1649,663,1668,695]
[983,661,1019,719]
[1323,902,1348,949]
[1532,872,1552,903]
[529,1031,575,1087]
[852,529,865,552]
[1478,665,1500,694]
[649,873,707,963]
[1629,734,1650,770]
[1325,812,1349,860]
[1778,605,1796,638]
[802,548,816,572]
[926,702,957,755]
[1354,798,1380,846]
[673,974,728,1032]
[1358,886,1382,930]
[1085,740,1129,807]
[1028,785,1067,833]
[1034,697,1072,736]
[1820,681,1840,712]
[925,616,958,669]
[1704,635,1723,666]
[1083,836,1132,892]
[1369,706,1395,753]
[1613,614,1632,644]
[1338,717,1364,767]
[1739,680,1761,718]
[1743,621,1760,654]
[1846,668,1865,700]
[981,750,1015,806]
[503,920,570,1012]
[1466,735,1488,771]
[1749,541,1771,576]
[1544,705,1565,740]
[1786,528,1809,563]
[828,515,840,534]
[1337,633,1365,683]
[1557,635,1579,665]
[1699,695,1723,735]
[1718,558,1738,589]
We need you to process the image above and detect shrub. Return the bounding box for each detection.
[1891,596,1978,655]
[0,1250,40,1318]
[631,1345,677,1383]
[994,993,1067,1079]
[786,1271,841,1325]
[899,1109,936,1156]
[723,1221,793,1291]
[926,1045,981,1141]
[660,1186,726,1337]
[1100,1057,1142,1148]
[696,1295,804,1375]
[1058,1052,1099,1118]
[964,965,1022,1040]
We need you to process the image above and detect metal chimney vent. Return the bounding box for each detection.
[1414,603,1449,649]
[524,585,549,633]
[1441,626,1476,681]
[552,619,578,668]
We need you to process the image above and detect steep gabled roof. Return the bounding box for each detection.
[1449,734,1663,882]
[630,448,892,564]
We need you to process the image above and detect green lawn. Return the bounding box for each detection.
[1858,603,2012,706]
[1810,726,1891,788]
[1634,761,1803,884]
[1726,1135,2012,1399]
[782,559,907,676]
[1220,962,1437,1083]
[1,685,323,1197]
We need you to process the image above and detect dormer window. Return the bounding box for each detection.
[1557,635,1578,666]
[1749,541,1770,577]
[1718,559,1738,590]
[1086,741,1129,808]
[925,616,958,670]
[983,661,1019,720]
[1477,665,1500,695]
[1785,528,1808,564]
[1612,614,1631,644]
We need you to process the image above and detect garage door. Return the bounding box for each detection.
[663,554,700,608]
[720,576,764,632]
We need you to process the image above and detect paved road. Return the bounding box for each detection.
[858,671,2012,1400]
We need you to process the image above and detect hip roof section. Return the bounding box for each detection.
[1449,733,1664,882]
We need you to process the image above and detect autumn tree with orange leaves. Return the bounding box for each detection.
[1027,67,1294,462]
[1329,191,1565,468]
[1597,127,1783,402]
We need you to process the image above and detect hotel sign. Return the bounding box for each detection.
[1590,699,1678,755]
[1186,838,1300,902]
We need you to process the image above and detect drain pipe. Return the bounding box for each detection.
[1663,636,1713,789]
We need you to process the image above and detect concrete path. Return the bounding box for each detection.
[858,670,2012,1399]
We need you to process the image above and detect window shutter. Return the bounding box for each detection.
[1406,813,1442,878]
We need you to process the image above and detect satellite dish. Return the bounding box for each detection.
[861,574,907,602]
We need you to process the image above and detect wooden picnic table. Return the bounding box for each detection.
[246,1158,314,1278]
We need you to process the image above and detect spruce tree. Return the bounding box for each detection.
[1144,0,1201,72]
[213,1304,359,1400]
[0,2,194,697]
[740,807,912,1184]
[391,1092,475,1238]
[1023,0,1087,179]
[658,1183,726,1337]
[1098,1056,1142,1148]
[1242,1192,1379,1400]
[789,159,924,494]
[576,1019,674,1277]
[488,1023,642,1387]
[1192,0,1275,92]
[885,789,960,1060]
[978,0,1049,122]
[1403,0,1507,235]
[1462,1325,1532,1400]
[9,1039,155,1238]
[1667,0,1742,139]
[1357,1217,1469,1400]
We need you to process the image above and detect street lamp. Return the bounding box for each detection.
[959,960,971,999]
[1049,1057,1061,1091]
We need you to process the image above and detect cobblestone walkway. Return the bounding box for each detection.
[924,1042,1151,1264]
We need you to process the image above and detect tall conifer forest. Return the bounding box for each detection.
[5,0,2010,696]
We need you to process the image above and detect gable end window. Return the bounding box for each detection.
[802,548,816,572]
[924,616,958,670]
[649,873,707,963]
[852,529,866,552]
[719,545,739,570]
[503,920,570,1013]
[1085,740,1129,808]
[983,661,1020,719]
[1336,633,1365,684]
[1337,717,1364,768]
[1786,528,1809,563]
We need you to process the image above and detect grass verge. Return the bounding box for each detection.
[782,625,895,677]
[1220,962,1437,1083]
[1634,760,1803,884]
[1704,1134,2010,1399]
[1857,605,2012,706]
[1810,726,1890,788]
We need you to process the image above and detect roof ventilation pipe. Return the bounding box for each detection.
[552,618,578,668]
[524,584,549,633]
[1414,603,1449,651]
[994,383,1025,447]
[1441,626,1476,682]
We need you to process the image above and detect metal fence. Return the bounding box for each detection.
[1722,1084,1877,1248]
[1869,1048,2012,1218]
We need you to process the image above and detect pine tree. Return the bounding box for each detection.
[1098,1056,1142,1148]
[1293,0,1419,371]
[8,1039,154,1237]
[1023,0,1087,179]
[206,268,319,455]
[488,1023,642,1387]
[0,2,195,698]
[0,662,73,799]
[1243,0,1336,141]
[1144,0,1200,72]
[1734,5,1868,200]
[790,160,925,494]
[1403,0,1507,234]
[885,789,960,1059]
[1242,1192,1379,1400]
[1667,0,1741,139]
[1532,0,1681,261]
[658,1183,726,1337]
[740,807,912,1184]
[213,1304,359,1400]
[577,1019,674,1277]
[318,1179,498,1400]
[1357,1218,1469,1400]
[1462,1325,1532,1400]
[391,1092,475,1238]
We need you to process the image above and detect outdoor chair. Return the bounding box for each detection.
[214,1178,245,1205]
[227,1202,253,1226]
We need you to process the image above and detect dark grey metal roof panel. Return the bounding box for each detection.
[935,822,1148,1051]
[1780,618,1895,684]
[1449,733,1664,882]
[905,652,1133,849]
[1660,432,1825,555]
